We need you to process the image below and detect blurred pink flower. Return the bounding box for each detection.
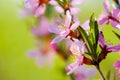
[21,0,54,17]
[27,41,56,67]
[75,65,96,80]
[98,1,120,29]
[50,0,84,15]
[114,60,120,76]
[31,17,50,36]
[49,10,80,44]
[66,39,85,75]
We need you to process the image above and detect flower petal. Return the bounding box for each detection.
[103,1,110,14]
[108,44,120,52]
[112,8,120,20]
[98,32,105,48]
[34,4,46,17]
[114,60,120,70]
[109,19,120,29]
[82,20,90,30]
[70,21,80,30]
[70,8,80,15]
[51,36,65,44]
[65,10,72,28]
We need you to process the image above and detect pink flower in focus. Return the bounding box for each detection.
[75,65,96,80]
[99,1,120,29]
[50,0,84,15]
[49,10,80,44]
[31,17,50,36]
[99,31,120,53]
[114,60,120,76]
[66,39,85,75]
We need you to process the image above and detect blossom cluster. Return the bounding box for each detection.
[21,0,120,80]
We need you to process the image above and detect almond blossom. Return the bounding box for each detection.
[49,10,80,44]
[98,1,120,29]
[98,31,120,61]
[66,39,85,75]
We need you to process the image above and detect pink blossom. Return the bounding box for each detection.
[99,31,120,53]
[31,17,50,36]
[50,0,84,15]
[49,10,80,44]
[66,39,85,75]
[75,65,96,80]
[27,41,56,67]
[98,1,120,29]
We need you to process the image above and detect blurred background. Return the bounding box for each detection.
[0,0,120,80]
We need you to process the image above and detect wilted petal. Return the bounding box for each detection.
[114,60,120,69]
[70,8,80,15]
[70,21,80,30]
[34,4,46,17]
[109,19,120,29]
[51,36,65,44]
[108,44,120,52]
[65,10,72,28]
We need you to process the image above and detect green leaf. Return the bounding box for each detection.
[78,26,93,54]
[89,14,99,57]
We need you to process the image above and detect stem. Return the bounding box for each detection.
[95,64,105,80]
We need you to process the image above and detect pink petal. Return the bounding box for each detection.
[98,16,108,25]
[55,6,64,13]
[51,36,65,44]
[48,25,60,34]
[103,1,110,14]
[112,8,120,20]
[71,0,84,5]
[65,10,72,28]
[49,0,58,5]
[70,21,80,30]
[82,20,90,30]
[114,60,120,69]
[108,44,120,52]
[109,19,120,29]
[70,8,80,15]
[34,4,46,17]
[98,32,105,48]
[66,61,79,75]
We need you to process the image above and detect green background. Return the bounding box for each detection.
[0,0,120,80]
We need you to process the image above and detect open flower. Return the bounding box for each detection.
[114,60,120,76]
[50,0,84,15]
[98,31,120,61]
[49,10,80,44]
[66,39,85,75]
[98,1,120,29]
